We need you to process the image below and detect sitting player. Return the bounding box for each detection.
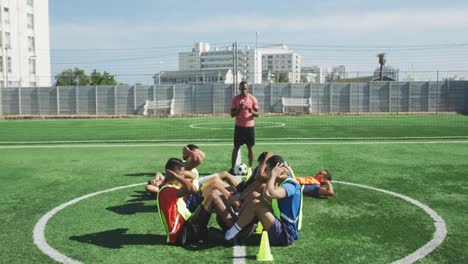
[157,158,237,245]
[228,151,272,209]
[146,144,239,195]
[225,155,302,246]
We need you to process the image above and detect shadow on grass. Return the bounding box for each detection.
[127,190,156,202]
[106,190,157,215]
[70,228,230,250]
[70,228,166,248]
[106,202,157,215]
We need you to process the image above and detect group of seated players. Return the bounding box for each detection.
[146,144,334,246]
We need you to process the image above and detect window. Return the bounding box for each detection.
[4,7,10,24]
[7,57,12,73]
[27,13,34,29]
[27,0,34,6]
[29,57,36,74]
[28,36,35,52]
[5,32,11,48]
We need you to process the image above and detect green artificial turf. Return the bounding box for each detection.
[0,114,467,143]
[0,115,468,263]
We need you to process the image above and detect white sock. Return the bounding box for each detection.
[224,223,241,240]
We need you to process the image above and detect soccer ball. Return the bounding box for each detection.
[234,163,248,176]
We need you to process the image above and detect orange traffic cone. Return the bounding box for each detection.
[256,231,273,261]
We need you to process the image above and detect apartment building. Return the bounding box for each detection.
[1,0,50,87]
[301,65,347,83]
[257,44,301,83]
[153,69,242,85]
[177,42,246,84]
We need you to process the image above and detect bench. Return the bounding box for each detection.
[282,97,312,113]
[143,99,175,116]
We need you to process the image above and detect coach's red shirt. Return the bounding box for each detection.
[231,93,258,127]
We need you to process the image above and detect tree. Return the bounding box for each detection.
[377,53,386,81]
[55,68,118,86]
[55,67,91,86]
[271,72,289,83]
[90,70,117,85]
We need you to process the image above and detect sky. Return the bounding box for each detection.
[49,0,468,49]
[48,0,468,84]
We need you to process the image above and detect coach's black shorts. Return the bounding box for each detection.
[234,125,255,147]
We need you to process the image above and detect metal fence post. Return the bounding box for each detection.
[191,84,195,114]
[269,83,273,113]
[113,85,117,115]
[95,85,98,115]
[133,85,137,114]
[172,84,176,115]
[408,82,412,112]
[426,81,430,112]
[212,84,215,114]
[75,86,79,115]
[366,83,371,112]
[388,82,391,112]
[56,86,60,115]
[18,86,22,115]
[0,86,3,116]
[436,71,439,113]
[36,87,40,115]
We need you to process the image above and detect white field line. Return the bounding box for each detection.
[190,121,286,130]
[2,136,468,145]
[2,140,468,149]
[32,181,446,264]
[33,183,145,264]
[334,181,447,264]
[233,244,246,264]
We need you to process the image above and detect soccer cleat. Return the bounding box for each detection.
[237,222,257,242]
[228,167,236,175]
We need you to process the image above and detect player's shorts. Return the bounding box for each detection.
[302,184,321,197]
[234,125,255,147]
[267,218,297,246]
[175,206,211,245]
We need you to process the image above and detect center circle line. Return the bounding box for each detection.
[33,181,446,264]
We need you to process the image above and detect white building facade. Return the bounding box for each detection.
[244,45,302,84]
[177,42,302,84]
[301,65,347,83]
[153,69,242,85]
[178,42,246,82]
[1,0,50,87]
